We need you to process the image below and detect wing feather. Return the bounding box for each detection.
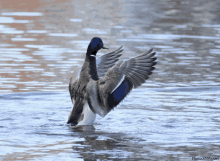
[88,48,157,117]
[96,46,123,78]
[69,77,79,104]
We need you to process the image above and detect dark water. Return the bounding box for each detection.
[1,0,220,160]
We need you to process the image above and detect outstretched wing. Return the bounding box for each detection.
[87,48,157,117]
[96,46,123,78]
[68,78,88,125]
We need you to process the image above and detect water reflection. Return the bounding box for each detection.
[0,0,219,93]
[0,88,220,160]
[1,12,44,16]
[68,126,145,160]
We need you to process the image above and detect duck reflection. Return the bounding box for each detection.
[69,125,96,132]
[68,125,129,160]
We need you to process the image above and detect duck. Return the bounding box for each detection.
[68,37,157,126]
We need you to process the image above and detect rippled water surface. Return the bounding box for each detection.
[1,0,220,160]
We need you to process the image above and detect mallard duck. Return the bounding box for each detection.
[68,37,157,126]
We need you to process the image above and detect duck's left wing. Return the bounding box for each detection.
[87,48,157,117]
[96,46,123,78]
[69,77,79,104]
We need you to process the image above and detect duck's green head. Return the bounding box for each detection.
[88,37,108,56]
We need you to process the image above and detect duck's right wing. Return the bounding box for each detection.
[87,48,157,117]
[96,46,123,79]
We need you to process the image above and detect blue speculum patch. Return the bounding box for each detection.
[113,81,129,101]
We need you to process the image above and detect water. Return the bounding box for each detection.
[0,0,220,160]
